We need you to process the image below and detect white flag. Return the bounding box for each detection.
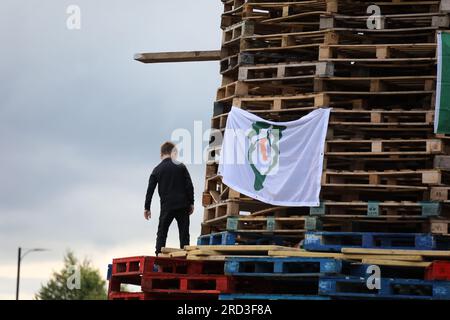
[218,107,331,207]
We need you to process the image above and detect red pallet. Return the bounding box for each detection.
[425,261,450,281]
[111,256,224,277]
[108,274,142,294]
[141,274,234,294]
[111,256,153,276]
[108,292,146,300]
[108,291,217,301]
[146,292,218,300]
[146,257,224,275]
[109,256,227,298]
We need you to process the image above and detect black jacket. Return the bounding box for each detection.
[144,158,194,212]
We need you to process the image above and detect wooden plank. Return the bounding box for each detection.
[186,249,223,256]
[250,206,286,216]
[269,250,423,261]
[268,250,343,259]
[185,245,297,252]
[134,50,221,63]
[187,255,227,261]
[168,251,188,258]
[160,247,184,253]
[343,254,423,262]
[342,248,450,257]
[361,259,432,267]
[186,255,270,261]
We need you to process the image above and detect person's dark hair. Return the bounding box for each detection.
[161,141,176,156]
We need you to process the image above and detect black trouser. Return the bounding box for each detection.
[155,207,190,255]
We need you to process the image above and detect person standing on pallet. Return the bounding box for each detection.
[144,141,194,255]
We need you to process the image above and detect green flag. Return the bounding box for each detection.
[435,32,450,134]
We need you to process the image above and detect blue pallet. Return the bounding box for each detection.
[349,263,424,280]
[197,232,237,245]
[219,294,331,301]
[197,232,288,245]
[319,276,450,300]
[224,257,343,277]
[304,232,449,252]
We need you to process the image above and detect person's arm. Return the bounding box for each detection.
[144,170,158,219]
[183,165,195,214]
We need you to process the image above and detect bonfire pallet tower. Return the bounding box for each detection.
[108,0,450,300]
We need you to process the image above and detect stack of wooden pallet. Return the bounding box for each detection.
[108,0,450,301]
[109,245,450,300]
[185,0,450,300]
[107,249,450,300]
[202,0,450,246]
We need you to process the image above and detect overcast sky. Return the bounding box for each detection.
[0,0,222,299]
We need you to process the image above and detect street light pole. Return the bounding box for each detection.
[15,247,49,300]
[15,247,21,300]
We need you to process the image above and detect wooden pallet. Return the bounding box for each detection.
[202,199,272,222]
[322,169,447,189]
[217,83,436,106]
[203,174,233,206]
[305,215,441,234]
[217,80,315,99]
[320,0,443,16]
[183,245,300,261]
[325,138,443,155]
[224,256,343,276]
[241,29,437,53]
[205,168,446,195]
[319,276,450,300]
[226,216,307,234]
[222,0,446,30]
[141,274,233,295]
[208,138,443,162]
[220,294,330,300]
[211,108,434,130]
[197,231,299,246]
[203,214,440,235]
[221,0,246,29]
[320,12,449,30]
[223,21,299,48]
[315,76,435,93]
[320,43,436,61]
[218,50,438,76]
[231,90,433,110]
[221,52,304,75]
[241,30,326,53]
[200,1,450,279]
[242,0,328,21]
[304,231,450,252]
[309,201,443,217]
[238,61,334,81]
[431,187,450,202]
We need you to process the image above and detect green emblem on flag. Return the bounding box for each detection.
[247,121,286,191]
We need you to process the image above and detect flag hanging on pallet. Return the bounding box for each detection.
[218,107,330,207]
[435,32,450,134]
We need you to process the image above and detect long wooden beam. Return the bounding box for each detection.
[134,50,221,64]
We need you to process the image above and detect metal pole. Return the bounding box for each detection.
[16,247,21,300]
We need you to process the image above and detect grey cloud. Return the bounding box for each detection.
[0,0,221,298]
